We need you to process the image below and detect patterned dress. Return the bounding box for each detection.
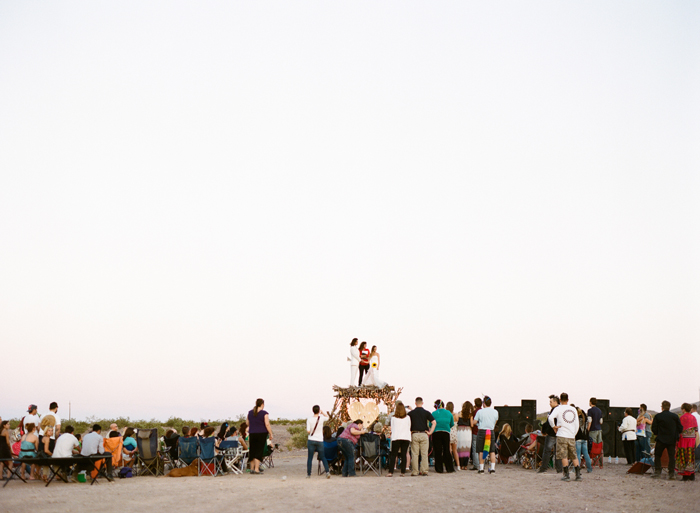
[676,412,698,476]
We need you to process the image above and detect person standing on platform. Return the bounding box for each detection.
[348,339,360,387]
[538,395,563,474]
[358,342,370,386]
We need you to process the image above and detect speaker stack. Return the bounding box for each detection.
[495,400,538,438]
[598,400,636,458]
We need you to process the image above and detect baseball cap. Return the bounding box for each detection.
[27,404,37,412]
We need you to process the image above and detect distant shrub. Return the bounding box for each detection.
[286,425,308,450]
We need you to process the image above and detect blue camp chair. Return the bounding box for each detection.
[178,436,199,468]
[198,437,222,476]
[317,439,340,475]
[136,428,164,476]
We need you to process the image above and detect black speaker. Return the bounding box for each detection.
[495,400,538,438]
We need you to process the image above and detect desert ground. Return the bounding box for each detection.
[1,449,698,513]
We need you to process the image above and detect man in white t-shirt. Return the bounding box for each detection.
[39,402,61,439]
[53,425,81,458]
[473,396,499,474]
[548,392,581,482]
[691,404,700,430]
[23,405,40,433]
[306,405,330,479]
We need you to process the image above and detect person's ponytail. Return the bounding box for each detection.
[253,398,264,417]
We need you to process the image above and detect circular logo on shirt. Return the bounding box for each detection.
[563,409,576,424]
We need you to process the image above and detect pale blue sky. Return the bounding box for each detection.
[1,1,698,421]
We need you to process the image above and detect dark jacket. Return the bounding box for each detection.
[651,410,683,445]
[541,407,557,437]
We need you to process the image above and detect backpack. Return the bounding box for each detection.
[118,467,133,478]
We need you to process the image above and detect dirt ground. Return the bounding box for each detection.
[1,453,698,513]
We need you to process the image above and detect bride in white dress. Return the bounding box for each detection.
[362,345,387,388]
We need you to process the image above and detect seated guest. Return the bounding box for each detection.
[122,428,137,466]
[239,422,248,443]
[198,422,209,436]
[225,427,248,450]
[181,426,190,437]
[217,423,229,443]
[164,429,180,461]
[81,425,106,456]
[497,423,520,463]
[19,422,39,480]
[79,424,112,479]
[323,425,334,442]
[53,425,81,458]
[0,420,12,480]
[107,423,120,437]
[188,427,199,437]
[38,426,54,482]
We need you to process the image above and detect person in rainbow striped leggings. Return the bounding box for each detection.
[473,396,499,474]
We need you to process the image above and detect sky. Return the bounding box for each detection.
[1,1,698,423]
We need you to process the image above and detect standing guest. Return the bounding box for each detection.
[19,423,39,480]
[407,397,436,476]
[691,404,700,428]
[338,419,366,477]
[675,403,698,481]
[586,398,603,445]
[618,408,637,464]
[574,406,592,473]
[358,342,370,386]
[469,398,482,470]
[635,404,653,463]
[473,396,499,474]
[387,402,411,477]
[456,401,473,470]
[122,427,137,466]
[431,400,455,473]
[247,398,274,475]
[52,425,81,458]
[306,405,330,479]
[446,402,461,470]
[40,402,60,440]
[548,392,581,482]
[24,405,41,434]
[538,395,562,474]
[348,338,360,387]
[0,420,12,479]
[651,400,683,479]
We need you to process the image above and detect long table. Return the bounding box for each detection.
[1,454,113,488]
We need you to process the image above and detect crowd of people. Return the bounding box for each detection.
[305,394,699,482]
[2,395,698,484]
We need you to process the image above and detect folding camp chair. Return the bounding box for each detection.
[590,442,604,469]
[160,436,179,470]
[178,436,199,468]
[359,433,381,476]
[135,428,164,476]
[198,437,222,476]
[103,437,123,475]
[261,440,278,469]
[219,440,247,475]
[317,439,341,475]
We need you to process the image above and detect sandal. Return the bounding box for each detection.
[386,473,393,477]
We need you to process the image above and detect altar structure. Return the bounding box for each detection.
[327,384,403,431]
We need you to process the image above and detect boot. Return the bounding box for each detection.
[574,466,582,481]
[668,471,676,481]
[561,467,570,481]
[651,470,661,479]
